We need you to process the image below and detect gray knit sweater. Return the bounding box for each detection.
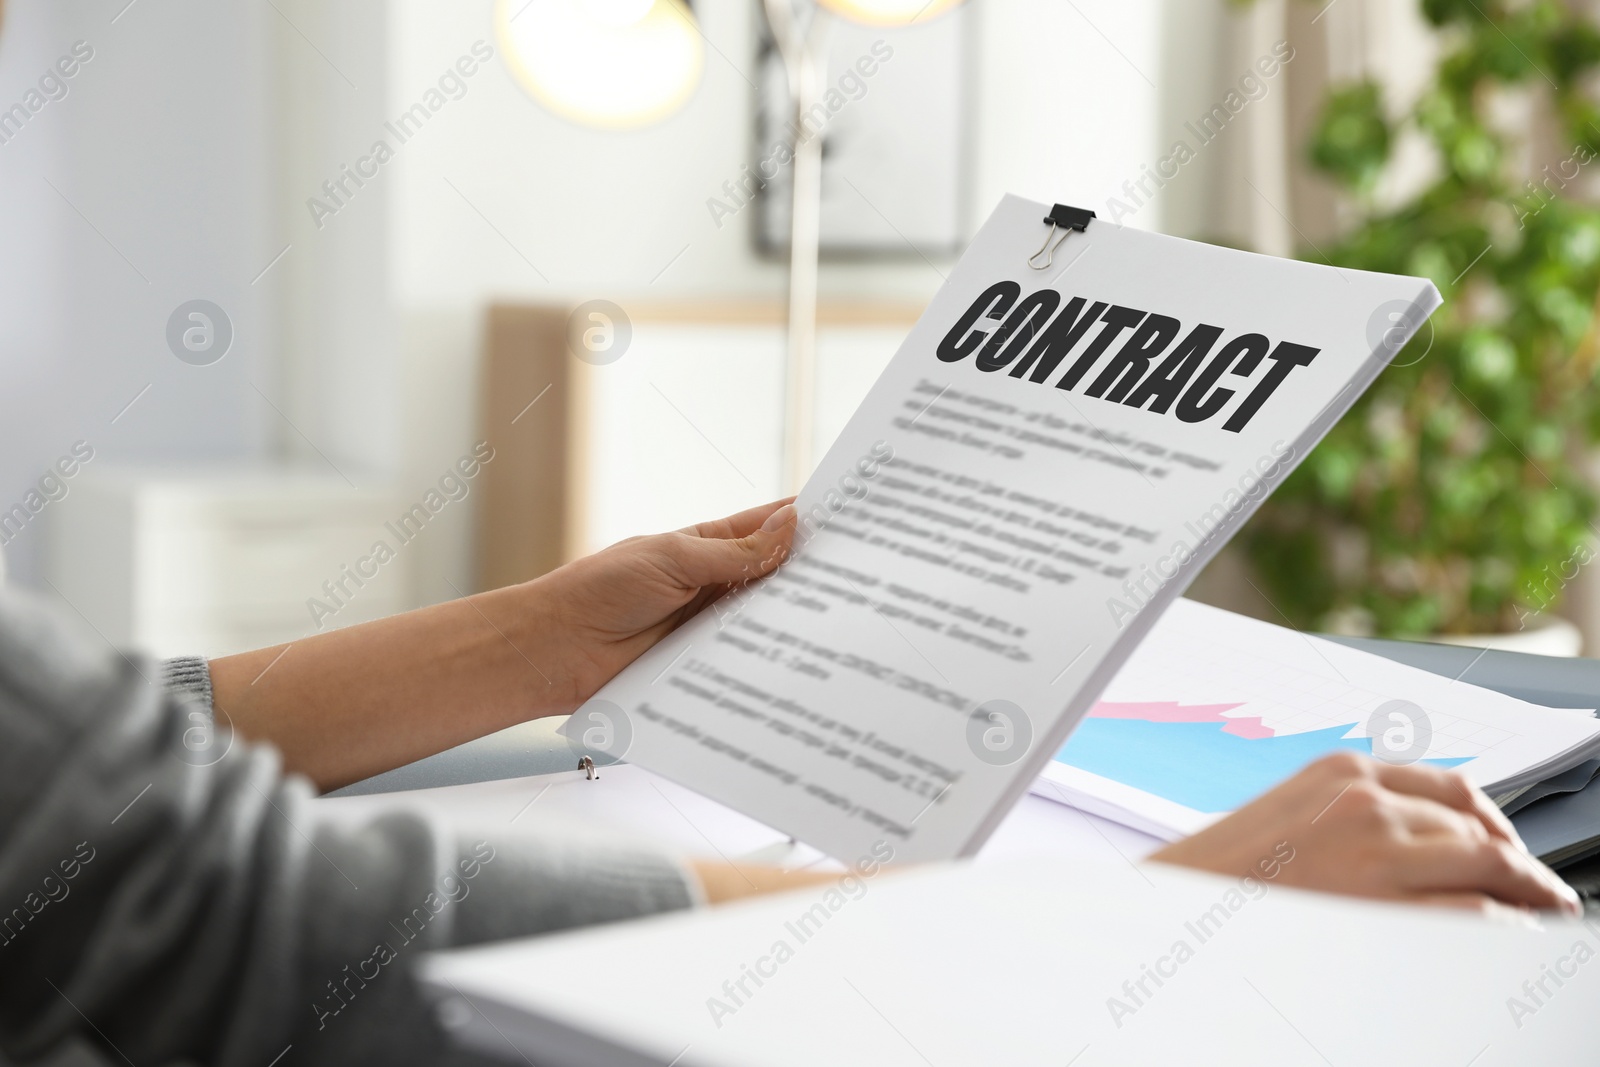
[0,589,698,1067]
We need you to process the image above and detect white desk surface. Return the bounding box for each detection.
[316,761,1161,871]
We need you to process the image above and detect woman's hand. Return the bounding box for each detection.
[691,752,1580,917]
[1151,751,1581,917]
[212,498,797,790]
[534,497,799,707]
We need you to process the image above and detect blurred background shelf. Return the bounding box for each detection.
[45,468,404,659]
[477,300,921,588]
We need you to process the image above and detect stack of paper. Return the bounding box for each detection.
[1033,599,1600,840]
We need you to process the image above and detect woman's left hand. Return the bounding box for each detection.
[211,498,797,790]
[534,497,798,707]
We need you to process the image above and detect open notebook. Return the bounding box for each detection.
[1032,599,1600,840]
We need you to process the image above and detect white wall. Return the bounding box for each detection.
[0,0,277,585]
[274,0,404,486]
[386,0,1163,303]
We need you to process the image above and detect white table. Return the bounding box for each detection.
[317,717,1161,869]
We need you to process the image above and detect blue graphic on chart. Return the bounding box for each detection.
[1055,701,1474,814]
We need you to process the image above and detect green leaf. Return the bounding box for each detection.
[1462,328,1517,383]
[1309,82,1391,191]
[1421,0,1497,28]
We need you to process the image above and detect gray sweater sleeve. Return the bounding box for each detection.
[0,591,699,1067]
[157,654,214,713]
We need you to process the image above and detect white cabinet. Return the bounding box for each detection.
[46,468,407,659]
[573,312,919,554]
[478,302,923,587]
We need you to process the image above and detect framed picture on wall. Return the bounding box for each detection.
[751,10,971,258]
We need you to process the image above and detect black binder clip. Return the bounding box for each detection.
[579,755,598,780]
[1028,204,1096,270]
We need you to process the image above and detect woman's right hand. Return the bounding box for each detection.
[1151,751,1582,917]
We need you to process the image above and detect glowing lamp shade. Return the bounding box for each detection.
[815,0,964,25]
[496,0,704,129]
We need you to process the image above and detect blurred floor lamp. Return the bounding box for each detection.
[762,0,963,490]
[498,0,963,492]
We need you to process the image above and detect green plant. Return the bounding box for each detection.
[1241,0,1600,636]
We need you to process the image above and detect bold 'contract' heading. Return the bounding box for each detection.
[936,281,1320,433]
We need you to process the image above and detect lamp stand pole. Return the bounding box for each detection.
[762,0,832,494]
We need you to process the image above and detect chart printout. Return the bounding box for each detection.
[1035,598,1600,840]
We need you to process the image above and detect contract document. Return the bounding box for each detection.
[564,194,1441,863]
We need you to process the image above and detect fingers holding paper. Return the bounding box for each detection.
[1151,751,1581,916]
[540,497,798,703]
[679,496,798,542]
